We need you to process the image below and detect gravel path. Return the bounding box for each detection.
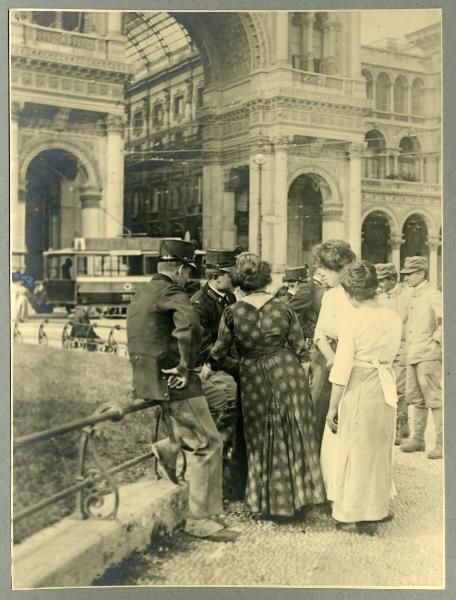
[96,442,444,588]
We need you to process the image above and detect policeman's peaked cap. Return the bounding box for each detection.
[283,265,309,282]
[159,239,197,269]
[205,248,240,272]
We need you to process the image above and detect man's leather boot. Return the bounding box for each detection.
[428,407,443,459]
[400,406,427,452]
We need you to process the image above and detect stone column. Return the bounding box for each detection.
[81,193,102,238]
[347,143,363,257]
[301,12,315,71]
[389,233,404,272]
[271,142,288,271]
[275,12,289,64]
[104,114,125,238]
[428,235,440,287]
[405,84,412,115]
[322,207,344,242]
[202,158,224,248]
[322,20,340,75]
[54,12,63,29]
[248,155,261,255]
[107,12,122,39]
[11,101,26,264]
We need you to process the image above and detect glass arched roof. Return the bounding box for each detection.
[124,12,196,79]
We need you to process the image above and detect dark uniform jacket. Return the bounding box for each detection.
[279,280,327,340]
[191,282,237,371]
[127,273,203,402]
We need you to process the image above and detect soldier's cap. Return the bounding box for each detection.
[400,256,428,274]
[159,239,197,269]
[205,248,239,272]
[283,266,309,282]
[375,263,398,280]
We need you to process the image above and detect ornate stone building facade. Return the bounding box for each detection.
[10,11,441,284]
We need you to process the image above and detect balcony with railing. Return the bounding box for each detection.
[10,20,130,74]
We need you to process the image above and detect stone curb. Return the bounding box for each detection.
[13,478,188,589]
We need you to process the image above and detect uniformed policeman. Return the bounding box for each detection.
[127,239,236,539]
[399,256,443,459]
[376,262,411,444]
[191,249,245,499]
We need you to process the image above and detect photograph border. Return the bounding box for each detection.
[2,0,455,598]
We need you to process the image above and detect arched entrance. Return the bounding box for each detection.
[401,213,429,267]
[361,211,391,264]
[24,149,84,279]
[287,174,322,267]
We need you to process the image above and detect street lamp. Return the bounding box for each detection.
[253,152,266,256]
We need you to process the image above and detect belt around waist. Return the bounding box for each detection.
[353,359,393,369]
[242,347,284,360]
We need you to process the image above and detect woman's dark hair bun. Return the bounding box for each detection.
[340,260,378,301]
[232,253,272,292]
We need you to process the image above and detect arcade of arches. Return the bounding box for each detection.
[11,10,442,285]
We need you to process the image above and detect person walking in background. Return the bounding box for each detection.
[204,253,326,519]
[127,239,237,540]
[325,262,402,535]
[310,240,356,446]
[399,256,443,459]
[376,263,411,445]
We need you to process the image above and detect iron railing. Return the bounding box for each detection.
[13,399,182,524]
[14,318,129,357]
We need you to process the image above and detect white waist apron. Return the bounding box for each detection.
[320,359,398,502]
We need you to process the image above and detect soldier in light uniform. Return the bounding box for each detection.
[399,256,443,459]
[127,239,237,539]
[376,263,411,444]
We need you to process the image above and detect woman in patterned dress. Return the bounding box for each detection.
[204,254,326,518]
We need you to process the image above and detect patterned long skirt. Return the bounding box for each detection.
[240,348,326,516]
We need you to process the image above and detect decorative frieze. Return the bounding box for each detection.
[362,192,440,206]
[12,68,124,100]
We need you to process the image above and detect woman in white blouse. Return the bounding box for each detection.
[325,262,401,535]
[310,240,356,445]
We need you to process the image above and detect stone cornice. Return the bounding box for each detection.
[11,45,133,83]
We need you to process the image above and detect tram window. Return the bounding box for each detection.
[144,256,158,275]
[77,257,88,276]
[128,255,143,276]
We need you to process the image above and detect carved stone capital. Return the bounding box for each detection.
[389,234,404,249]
[81,194,102,209]
[427,235,441,251]
[106,114,125,135]
[348,142,366,158]
[322,205,343,220]
[11,101,25,121]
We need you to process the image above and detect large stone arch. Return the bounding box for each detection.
[19,137,102,193]
[362,206,400,236]
[174,12,270,86]
[400,208,438,237]
[287,165,340,208]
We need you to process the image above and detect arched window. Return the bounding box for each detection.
[411,78,425,115]
[362,69,373,100]
[394,76,407,114]
[376,73,391,112]
[362,211,391,263]
[399,136,420,181]
[61,12,84,32]
[364,129,386,179]
[401,214,429,266]
[32,11,55,27]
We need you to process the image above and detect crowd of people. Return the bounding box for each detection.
[126,237,443,541]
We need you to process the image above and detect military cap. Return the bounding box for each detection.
[159,238,197,269]
[375,263,398,280]
[400,256,428,274]
[283,266,309,282]
[205,249,238,272]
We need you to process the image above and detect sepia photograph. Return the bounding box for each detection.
[9,5,444,591]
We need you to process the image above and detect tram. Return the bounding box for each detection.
[41,237,205,314]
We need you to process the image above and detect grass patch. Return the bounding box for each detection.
[13,344,163,544]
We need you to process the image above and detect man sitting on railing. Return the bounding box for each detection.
[127,239,238,541]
